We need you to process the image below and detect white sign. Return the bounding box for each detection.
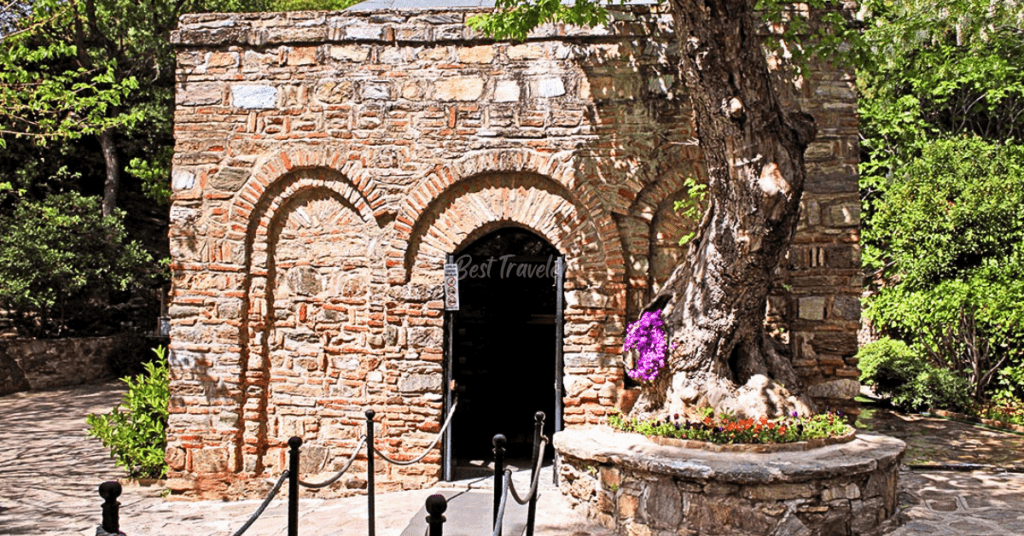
[443,263,460,311]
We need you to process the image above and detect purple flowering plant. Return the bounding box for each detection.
[623,310,668,382]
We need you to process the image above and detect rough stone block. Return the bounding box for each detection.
[362,83,391,100]
[533,77,566,98]
[232,85,277,109]
[742,483,818,501]
[640,478,681,528]
[172,170,195,191]
[192,448,230,473]
[211,167,249,191]
[458,45,494,63]
[315,81,353,103]
[832,295,861,321]
[494,80,520,102]
[178,83,223,106]
[805,379,860,400]
[330,45,369,62]
[434,77,484,101]
[506,44,544,60]
[798,296,826,321]
[399,373,441,393]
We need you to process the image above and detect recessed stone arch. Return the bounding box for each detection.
[235,167,386,476]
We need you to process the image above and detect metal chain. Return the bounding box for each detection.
[507,437,548,506]
[230,470,290,536]
[298,435,369,489]
[372,399,458,466]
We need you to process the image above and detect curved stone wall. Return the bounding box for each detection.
[555,427,905,536]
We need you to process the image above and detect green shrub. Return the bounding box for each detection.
[858,338,924,398]
[911,367,972,413]
[87,347,169,479]
[863,138,1024,403]
[858,337,973,413]
[0,191,153,337]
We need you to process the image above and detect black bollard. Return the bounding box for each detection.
[99,481,122,535]
[526,412,545,536]
[366,410,376,536]
[492,433,506,536]
[425,493,448,536]
[288,436,302,536]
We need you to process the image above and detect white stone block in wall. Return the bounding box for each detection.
[535,77,566,98]
[494,80,520,102]
[232,85,277,109]
[172,170,195,191]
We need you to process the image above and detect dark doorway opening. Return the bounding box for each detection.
[445,228,562,477]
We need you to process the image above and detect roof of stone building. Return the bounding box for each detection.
[346,0,656,12]
[347,0,494,9]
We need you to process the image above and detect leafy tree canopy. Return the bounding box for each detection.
[859,0,1024,403]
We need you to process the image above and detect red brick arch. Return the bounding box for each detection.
[230,147,386,235]
[389,149,625,286]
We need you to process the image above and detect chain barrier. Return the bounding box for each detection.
[96,400,548,536]
[230,470,290,536]
[371,399,458,466]
[490,411,547,536]
[298,435,369,489]
[506,437,548,506]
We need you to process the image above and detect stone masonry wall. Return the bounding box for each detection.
[556,428,904,536]
[0,336,122,396]
[168,5,860,497]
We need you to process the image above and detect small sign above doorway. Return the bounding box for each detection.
[443,262,460,311]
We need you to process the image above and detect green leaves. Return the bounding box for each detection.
[467,0,608,42]
[673,177,707,246]
[858,0,1024,405]
[0,191,154,336]
[87,347,170,479]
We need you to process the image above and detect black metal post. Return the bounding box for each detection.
[526,412,545,536]
[553,256,565,485]
[366,409,376,536]
[492,433,506,536]
[425,494,448,536]
[288,436,302,536]
[98,481,121,535]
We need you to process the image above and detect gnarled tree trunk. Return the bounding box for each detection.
[631,0,818,419]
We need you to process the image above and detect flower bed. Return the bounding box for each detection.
[607,410,854,446]
[931,407,1024,434]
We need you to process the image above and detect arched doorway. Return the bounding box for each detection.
[444,227,564,477]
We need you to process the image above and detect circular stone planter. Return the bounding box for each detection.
[554,426,906,536]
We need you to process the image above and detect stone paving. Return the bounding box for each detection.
[1,381,1023,536]
[856,403,1024,535]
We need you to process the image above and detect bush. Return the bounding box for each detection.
[858,338,972,413]
[858,338,923,398]
[863,137,1024,402]
[87,347,169,479]
[0,191,154,337]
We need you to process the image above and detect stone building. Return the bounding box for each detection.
[166,2,861,497]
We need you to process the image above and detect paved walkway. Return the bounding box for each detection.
[1,381,1023,536]
[856,403,1024,535]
